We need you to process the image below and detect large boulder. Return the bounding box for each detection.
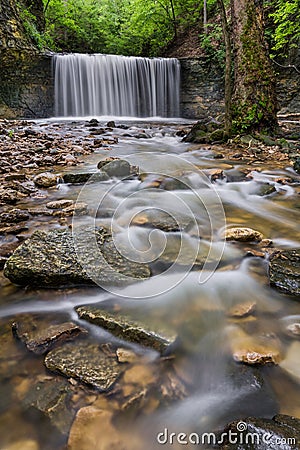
[4,227,151,287]
[269,249,300,296]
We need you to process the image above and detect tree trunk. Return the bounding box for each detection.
[203,0,207,34]
[230,0,278,134]
[216,0,232,134]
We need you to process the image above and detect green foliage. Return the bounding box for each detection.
[18,2,52,50]
[199,23,225,67]
[269,0,300,54]
[41,0,220,56]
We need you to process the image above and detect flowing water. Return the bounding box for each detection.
[54,54,180,118]
[0,119,300,449]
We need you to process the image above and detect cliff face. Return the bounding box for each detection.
[0,0,53,118]
[0,0,41,51]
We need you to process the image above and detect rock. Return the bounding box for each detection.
[3,440,39,450]
[97,157,132,178]
[62,171,109,184]
[0,256,7,269]
[4,227,150,287]
[280,316,300,338]
[33,172,58,188]
[227,326,282,365]
[294,158,300,174]
[46,199,74,209]
[280,341,300,383]
[106,120,115,128]
[76,305,175,353]
[0,223,29,235]
[44,342,124,391]
[23,377,75,435]
[221,415,300,449]
[0,208,30,224]
[52,202,88,217]
[116,348,140,363]
[68,407,130,450]
[228,301,256,318]
[88,118,99,125]
[12,318,87,355]
[256,183,276,196]
[269,249,300,296]
[224,227,263,242]
[129,209,192,232]
[0,188,22,204]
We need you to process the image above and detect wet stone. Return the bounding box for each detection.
[97,157,132,178]
[269,249,300,297]
[12,317,87,355]
[46,199,74,209]
[33,172,58,188]
[221,415,300,449]
[0,209,30,224]
[4,227,150,287]
[23,377,75,435]
[44,341,124,391]
[224,227,263,242]
[129,209,192,232]
[62,171,109,184]
[227,301,256,318]
[76,305,175,353]
[256,183,277,196]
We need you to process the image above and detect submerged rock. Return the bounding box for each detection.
[44,342,124,391]
[227,326,282,365]
[269,249,300,296]
[76,305,175,352]
[23,377,75,435]
[33,172,58,188]
[280,341,300,383]
[224,227,263,242]
[68,407,129,450]
[221,415,300,449]
[129,209,192,232]
[62,171,109,184]
[12,318,87,355]
[4,227,150,287]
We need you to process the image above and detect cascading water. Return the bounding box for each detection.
[54,53,181,118]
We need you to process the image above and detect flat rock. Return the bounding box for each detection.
[0,209,30,224]
[280,341,300,383]
[46,199,74,209]
[33,172,58,188]
[224,227,263,242]
[12,317,87,355]
[44,342,124,391]
[221,415,300,449]
[129,209,192,232]
[76,305,175,353]
[62,171,109,184]
[4,227,150,287]
[227,301,256,318]
[269,249,300,296]
[228,326,282,365]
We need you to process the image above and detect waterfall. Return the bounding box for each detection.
[54,54,181,118]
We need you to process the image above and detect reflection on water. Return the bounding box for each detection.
[0,119,299,449]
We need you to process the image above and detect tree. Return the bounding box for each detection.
[230,0,278,134]
[212,0,278,136]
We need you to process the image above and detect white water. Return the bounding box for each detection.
[54,54,181,118]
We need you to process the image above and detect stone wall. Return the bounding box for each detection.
[179,57,224,119]
[0,51,54,118]
[179,56,300,119]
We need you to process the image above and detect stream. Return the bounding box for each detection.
[0,118,300,450]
